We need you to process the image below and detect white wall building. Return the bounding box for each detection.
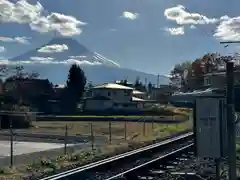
[84,83,146,111]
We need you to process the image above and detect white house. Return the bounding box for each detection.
[132,90,148,100]
[83,83,147,111]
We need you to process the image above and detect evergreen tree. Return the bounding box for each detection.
[134,77,145,91]
[134,77,141,89]
[147,82,153,93]
[119,79,128,86]
[64,64,86,113]
[66,64,86,98]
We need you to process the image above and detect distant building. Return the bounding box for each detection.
[203,65,240,88]
[84,83,147,112]
[149,85,178,103]
[133,89,148,100]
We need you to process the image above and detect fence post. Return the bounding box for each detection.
[109,121,112,144]
[10,118,13,167]
[90,123,94,150]
[64,124,68,155]
[152,120,154,131]
[143,121,146,136]
[124,120,127,140]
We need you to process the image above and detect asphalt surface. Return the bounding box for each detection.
[0,131,107,143]
[0,136,106,166]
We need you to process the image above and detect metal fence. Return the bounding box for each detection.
[0,115,190,167]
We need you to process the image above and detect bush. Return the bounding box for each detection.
[0,114,33,129]
[143,107,177,116]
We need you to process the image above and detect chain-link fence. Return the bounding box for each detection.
[0,113,192,168]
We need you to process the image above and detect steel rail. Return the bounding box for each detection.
[41,132,193,180]
[105,143,194,180]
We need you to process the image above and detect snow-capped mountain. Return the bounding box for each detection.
[11,37,120,67]
[10,37,170,85]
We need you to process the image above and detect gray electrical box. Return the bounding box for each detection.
[194,96,228,158]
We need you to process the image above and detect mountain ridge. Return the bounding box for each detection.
[10,37,170,85]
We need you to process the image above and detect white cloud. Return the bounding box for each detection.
[30,12,87,36]
[214,16,240,41]
[0,46,6,52]
[164,5,218,25]
[66,59,102,65]
[0,0,86,36]
[30,56,55,61]
[0,59,102,66]
[190,25,196,29]
[0,36,30,44]
[69,55,87,59]
[38,44,68,53]
[122,11,139,20]
[0,0,43,24]
[164,27,184,35]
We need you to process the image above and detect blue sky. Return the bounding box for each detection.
[0,0,240,75]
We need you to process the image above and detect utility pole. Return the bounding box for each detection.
[157,74,159,88]
[220,41,240,44]
[226,61,237,180]
[220,41,237,180]
[145,78,147,88]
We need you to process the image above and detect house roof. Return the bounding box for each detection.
[133,90,145,95]
[93,83,133,90]
[55,84,65,88]
[132,96,146,102]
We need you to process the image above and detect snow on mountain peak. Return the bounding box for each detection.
[5,37,120,67]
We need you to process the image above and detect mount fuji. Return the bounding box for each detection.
[9,37,170,85]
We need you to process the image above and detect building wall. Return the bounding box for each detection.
[84,99,113,111]
[90,89,132,103]
[204,75,225,88]
[150,86,176,101]
[204,71,240,88]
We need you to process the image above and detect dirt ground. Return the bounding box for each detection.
[32,120,192,142]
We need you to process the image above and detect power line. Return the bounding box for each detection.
[184,7,216,37]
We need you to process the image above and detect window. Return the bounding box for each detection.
[107,91,111,96]
[205,77,211,85]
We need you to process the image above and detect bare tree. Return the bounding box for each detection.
[2,64,39,109]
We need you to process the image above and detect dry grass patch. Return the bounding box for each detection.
[31,120,192,142]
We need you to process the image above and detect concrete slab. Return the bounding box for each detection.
[0,141,74,157]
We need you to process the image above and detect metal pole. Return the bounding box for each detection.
[109,121,112,144]
[64,124,68,155]
[143,121,146,136]
[226,61,237,180]
[215,159,220,180]
[124,120,127,140]
[10,119,13,167]
[90,123,94,150]
[152,120,154,130]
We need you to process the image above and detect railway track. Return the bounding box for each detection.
[39,132,195,180]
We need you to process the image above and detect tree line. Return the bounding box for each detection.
[170,53,231,91]
[0,63,87,114]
